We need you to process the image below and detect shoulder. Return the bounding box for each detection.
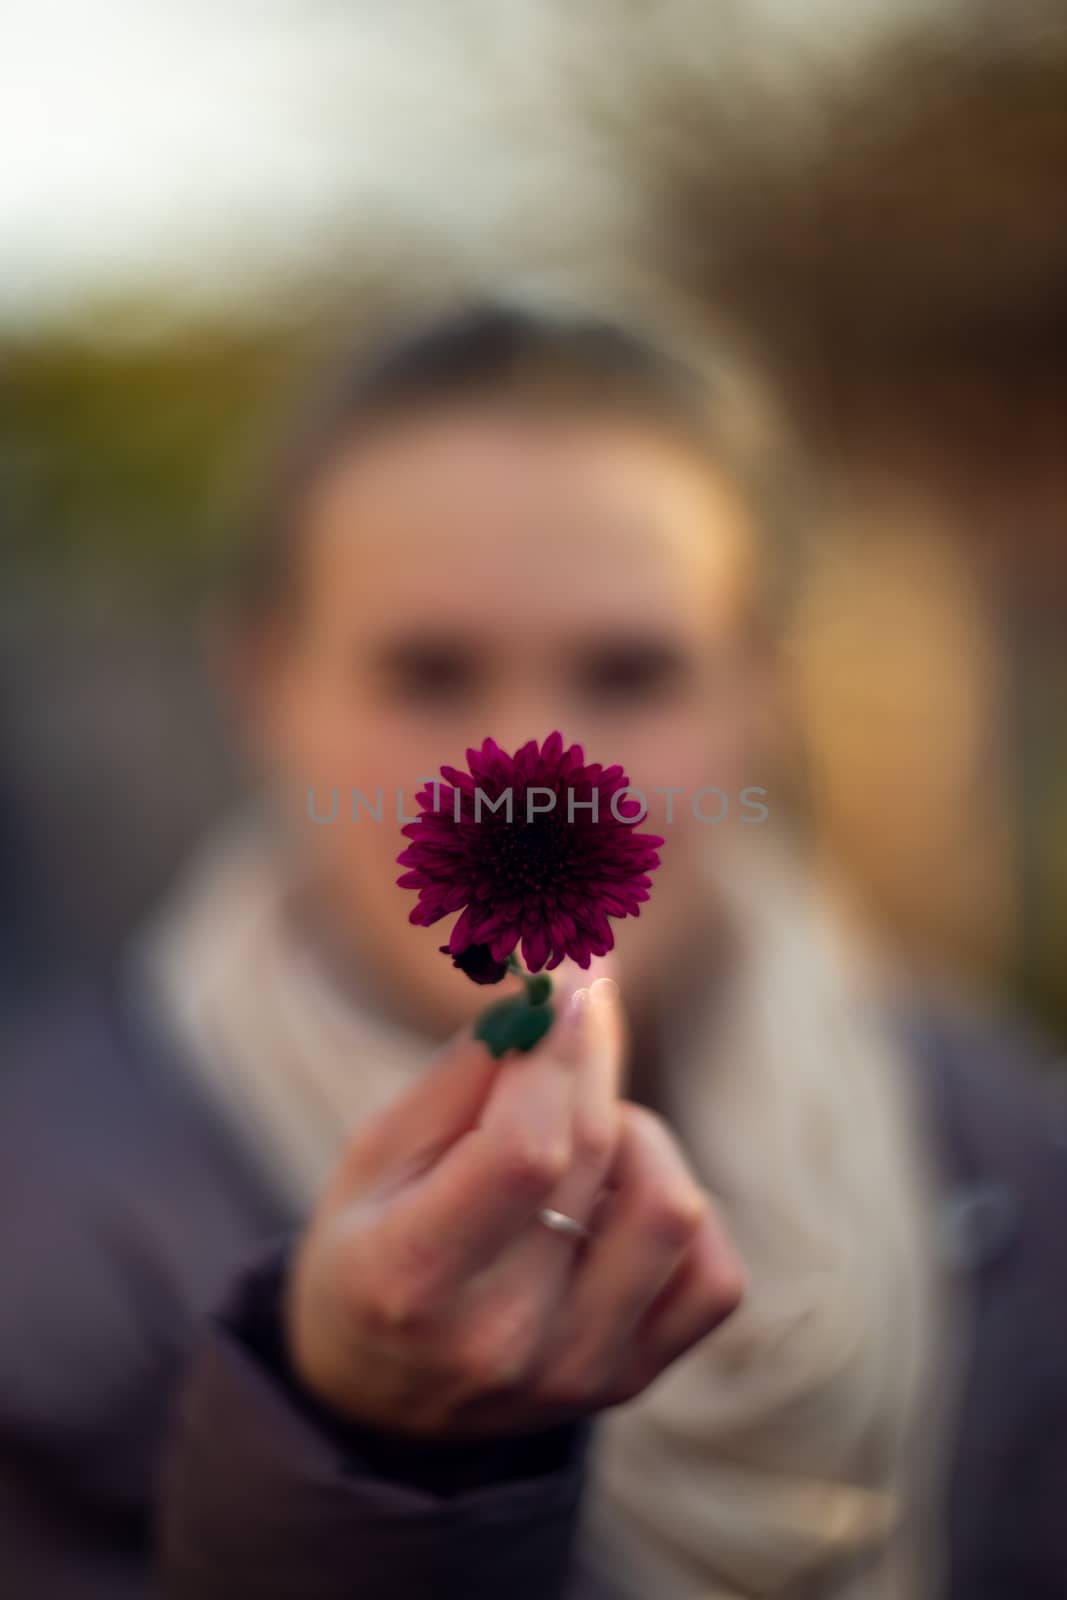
[906,1000,1067,1591]
[2,982,153,1163]
[1,976,283,1216]
[0,983,279,1500]
[906,998,1067,1295]
[0,979,266,1242]
[907,999,1067,1225]
[0,983,168,1289]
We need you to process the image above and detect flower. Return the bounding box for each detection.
[397,732,664,973]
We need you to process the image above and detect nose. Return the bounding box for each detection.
[484,697,573,759]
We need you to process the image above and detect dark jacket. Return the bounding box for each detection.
[1,981,1065,1599]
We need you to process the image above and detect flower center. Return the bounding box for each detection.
[482,810,574,895]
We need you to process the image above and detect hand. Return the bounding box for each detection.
[286,968,743,1437]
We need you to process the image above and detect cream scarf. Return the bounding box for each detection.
[136,815,956,1600]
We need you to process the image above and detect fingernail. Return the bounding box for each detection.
[588,976,619,1006]
[566,986,592,1027]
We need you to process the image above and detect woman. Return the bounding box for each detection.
[2,304,1065,1599]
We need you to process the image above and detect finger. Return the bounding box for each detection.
[375,967,591,1285]
[482,966,626,1331]
[522,966,624,1242]
[568,960,625,1163]
[629,1205,745,1375]
[556,1106,707,1366]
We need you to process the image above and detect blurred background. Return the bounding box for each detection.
[2,0,1065,1042]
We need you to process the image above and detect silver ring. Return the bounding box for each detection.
[537,1207,591,1244]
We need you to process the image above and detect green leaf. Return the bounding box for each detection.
[474,995,555,1059]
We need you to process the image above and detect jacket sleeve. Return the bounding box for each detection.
[159,1245,590,1600]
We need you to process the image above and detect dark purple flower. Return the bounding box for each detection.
[397,732,664,973]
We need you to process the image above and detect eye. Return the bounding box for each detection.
[575,641,689,707]
[373,641,481,706]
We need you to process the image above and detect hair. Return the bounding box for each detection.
[227,300,744,633]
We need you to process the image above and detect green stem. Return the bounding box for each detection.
[507,951,553,1006]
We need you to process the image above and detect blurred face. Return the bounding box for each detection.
[245,404,769,1033]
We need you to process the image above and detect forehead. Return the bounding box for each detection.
[297,407,753,642]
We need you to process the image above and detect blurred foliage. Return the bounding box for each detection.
[573,6,1067,387]
[2,319,303,607]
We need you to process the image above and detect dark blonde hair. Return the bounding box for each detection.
[229,301,726,631]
